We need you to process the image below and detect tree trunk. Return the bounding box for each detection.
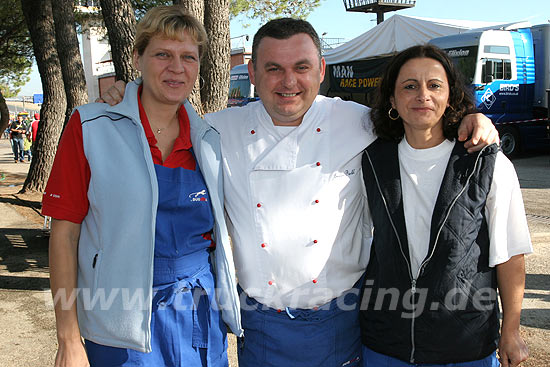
[0,89,9,134]
[100,0,139,82]
[52,0,89,127]
[173,0,204,115]
[20,0,67,193]
[201,0,230,113]
[174,0,204,22]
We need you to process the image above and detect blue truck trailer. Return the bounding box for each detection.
[430,24,550,156]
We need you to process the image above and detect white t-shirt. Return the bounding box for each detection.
[206,96,376,309]
[398,138,533,278]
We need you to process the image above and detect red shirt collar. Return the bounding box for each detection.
[137,85,193,164]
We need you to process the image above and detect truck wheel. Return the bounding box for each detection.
[499,126,520,157]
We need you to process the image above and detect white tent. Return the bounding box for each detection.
[323,14,527,65]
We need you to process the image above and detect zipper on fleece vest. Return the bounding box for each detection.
[365,144,490,364]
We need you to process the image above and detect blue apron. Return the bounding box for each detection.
[86,158,228,367]
[237,279,364,367]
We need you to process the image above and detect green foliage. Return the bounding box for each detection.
[75,0,324,28]
[73,0,170,33]
[0,69,31,98]
[0,0,33,81]
[130,0,323,22]
[72,0,325,46]
[131,0,172,19]
[73,3,104,33]
[230,0,323,22]
[0,84,18,99]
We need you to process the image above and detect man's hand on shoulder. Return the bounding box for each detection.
[95,80,127,106]
[457,113,499,153]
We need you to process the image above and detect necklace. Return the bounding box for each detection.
[152,114,178,135]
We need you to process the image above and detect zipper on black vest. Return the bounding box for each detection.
[366,144,490,363]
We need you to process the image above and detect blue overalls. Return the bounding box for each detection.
[85,158,228,367]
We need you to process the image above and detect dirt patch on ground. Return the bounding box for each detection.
[0,190,56,365]
[3,192,44,224]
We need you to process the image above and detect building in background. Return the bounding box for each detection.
[230,35,251,69]
[76,1,115,102]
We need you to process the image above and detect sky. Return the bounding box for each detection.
[18,0,549,96]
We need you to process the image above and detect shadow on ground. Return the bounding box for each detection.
[513,149,550,189]
[521,274,550,330]
[526,274,550,292]
[522,309,550,330]
[0,194,42,211]
[0,228,49,290]
[0,274,50,290]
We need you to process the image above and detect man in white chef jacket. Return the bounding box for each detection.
[204,18,498,367]
[99,17,498,367]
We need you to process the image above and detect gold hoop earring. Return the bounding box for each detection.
[197,74,206,91]
[388,107,400,121]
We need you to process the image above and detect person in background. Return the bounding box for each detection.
[42,5,241,367]
[99,18,499,367]
[9,114,27,162]
[30,112,40,143]
[23,131,32,162]
[360,44,531,367]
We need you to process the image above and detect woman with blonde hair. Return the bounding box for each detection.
[43,5,241,366]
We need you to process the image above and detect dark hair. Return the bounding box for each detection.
[370,44,476,141]
[251,18,321,65]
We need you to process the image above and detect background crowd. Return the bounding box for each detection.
[4,111,39,163]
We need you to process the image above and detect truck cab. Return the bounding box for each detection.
[228,63,259,107]
[431,25,549,156]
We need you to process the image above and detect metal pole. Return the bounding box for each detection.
[377,11,384,24]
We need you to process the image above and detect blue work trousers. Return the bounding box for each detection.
[11,137,24,161]
[362,346,499,367]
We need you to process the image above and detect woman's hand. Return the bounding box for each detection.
[55,338,90,367]
[498,329,529,367]
[457,113,499,152]
[497,254,529,367]
[50,219,88,367]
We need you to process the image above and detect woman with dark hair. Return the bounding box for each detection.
[360,44,532,367]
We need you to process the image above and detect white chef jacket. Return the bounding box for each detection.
[206,96,376,309]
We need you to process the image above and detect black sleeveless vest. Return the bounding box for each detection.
[360,139,500,364]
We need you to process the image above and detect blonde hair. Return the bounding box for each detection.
[134,5,208,58]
